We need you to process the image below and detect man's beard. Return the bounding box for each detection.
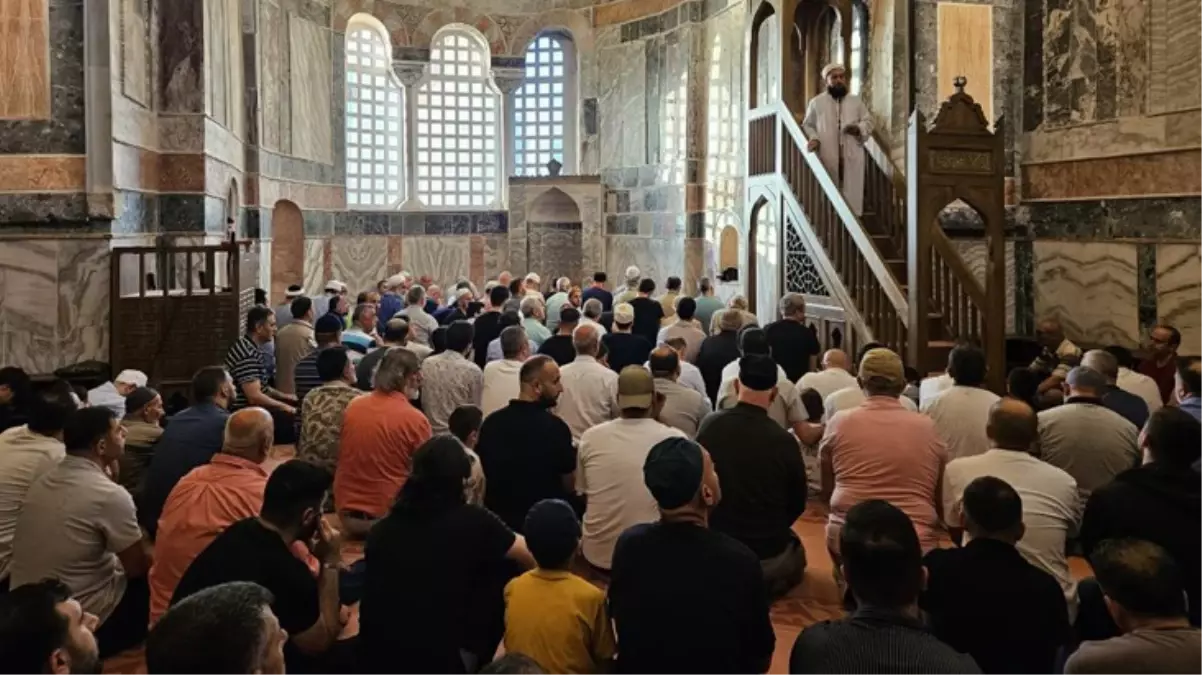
[828,84,848,99]
[537,391,559,409]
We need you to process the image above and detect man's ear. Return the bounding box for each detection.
[49,647,70,675]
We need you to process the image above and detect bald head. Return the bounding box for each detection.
[1081,349,1119,383]
[987,398,1038,452]
[221,407,274,462]
[822,349,850,371]
[572,322,601,356]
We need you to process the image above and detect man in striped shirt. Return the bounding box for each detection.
[224,306,297,444]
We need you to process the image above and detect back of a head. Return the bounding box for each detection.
[481,653,546,674]
[638,278,656,294]
[798,387,825,422]
[1143,407,1202,469]
[63,407,116,453]
[499,310,522,330]
[948,345,987,387]
[290,295,312,319]
[260,460,331,529]
[27,380,79,436]
[316,346,350,383]
[624,265,640,285]
[406,285,426,306]
[737,326,770,356]
[1066,366,1107,396]
[383,317,410,343]
[447,406,483,445]
[738,354,779,392]
[962,475,1023,536]
[1081,349,1119,382]
[1090,538,1188,619]
[396,436,471,516]
[489,284,511,308]
[855,342,885,369]
[445,320,474,353]
[987,398,1038,451]
[1177,356,1201,396]
[520,355,553,387]
[222,408,273,460]
[431,326,449,354]
[0,366,32,402]
[699,277,712,294]
[592,271,607,284]
[523,498,581,570]
[666,276,682,292]
[499,325,526,360]
[778,292,805,318]
[0,578,79,674]
[718,307,744,333]
[648,347,680,378]
[582,298,602,319]
[840,500,923,608]
[147,582,276,674]
[374,347,421,393]
[519,295,542,318]
[1104,345,1136,370]
[676,296,697,320]
[572,323,600,355]
[1006,366,1040,404]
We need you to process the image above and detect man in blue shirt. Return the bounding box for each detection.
[580,272,613,312]
[1177,356,1201,422]
[1083,350,1149,430]
[377,274,406,324]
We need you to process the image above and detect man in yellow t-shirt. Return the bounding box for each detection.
[503,499,616,674]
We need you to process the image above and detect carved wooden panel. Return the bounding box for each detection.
[0,0,50,119]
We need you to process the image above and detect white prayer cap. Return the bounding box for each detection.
[284,284,304,299]
[385,273,407,289]
[116,369,148,387]
[324,280,346,293]
[624,265,641,282]
[822,63,846,79]
[525,272,541,285]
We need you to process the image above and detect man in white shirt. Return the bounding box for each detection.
[87,370,148,418]
[1106,345,1164,414]
[824,383,918,421]
[580,298,608,336]
[647,347,711,437]
[481,326,529,417]
[0,385,75,584]
[922,345,1001,461]
[399,285,439,346]
[656,297,706,363]
[577,367,686,569]
[555,323,618,442]
[943,398,1081,617]
[919,372,954,409]
[798,349,858,401]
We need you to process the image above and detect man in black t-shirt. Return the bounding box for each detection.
[473,285,511,369]
[629,278,665,345]
[171,461,352,673]
[764,292,821,383]
[603,303,653,374]
[609,437,775,674]
[538,307,581,367]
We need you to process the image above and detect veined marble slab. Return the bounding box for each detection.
[401,235,472,292]
[330,236,387,297]
[1033,241,1139,347]
[1156,244,1201,355]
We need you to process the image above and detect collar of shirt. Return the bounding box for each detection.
[59,453,105,475]
[732,401,771,416]
[851,605,927,631]
[208,453,269,476]
[370,390,418,407]
[290,319,314,330]
[573,355,599,365]
[861,395,904,410]
[1065,395,1105,407]
[531,568,573,582]
[435,350,469,362]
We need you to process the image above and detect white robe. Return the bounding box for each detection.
[801,92,873,216]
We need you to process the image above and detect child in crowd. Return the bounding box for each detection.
[502,499,616,674]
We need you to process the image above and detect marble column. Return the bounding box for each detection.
[84,0,114,220]
[394,60,426,210]
[492,66,525,182]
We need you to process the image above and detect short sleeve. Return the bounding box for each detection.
[99,486,142,554]
[463,505,518,561]
[230,351,263,387]
[941,463,964,528]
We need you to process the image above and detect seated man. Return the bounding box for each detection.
[297,347,362,474]
[922,346,1001,461]
[698,354,808,598]
[335,348,431,537]
[922,476,1070,673]
[148,407,277,626]
[118,386,164,500]
[225,306,298,444]
[609,438,775,674]
[10,407,153,658]
[577,367,686,570]
[714,328,809,435]
[140,366,235,536]
[86,369,148,418]
[503,499,616,674]
[0,578,101,674]
[148,581,286,675]
[647,347,711,437]
[1066,539,1201,674]
[171,461,349,673]
[1079,407,1201,627]
[1081,349,1149,430]
[790,500,981,673]
[1030,317,1082,400]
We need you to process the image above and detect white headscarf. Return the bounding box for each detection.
[821,63,846,80]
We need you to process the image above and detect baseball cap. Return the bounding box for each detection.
[324,280,346,293]
[523,499,582,568]
[1066,366,1107,390]
[644,437,704,510]
[858,348,905,385]
[559,306,581,323]
[613,302,635,325]
[616,365,655,410]
[315,313,344,334]
[284,284,303,299]
[737,354,778,391]
[115,369,148,387]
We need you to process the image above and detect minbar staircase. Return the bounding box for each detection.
[748,82,1007,392]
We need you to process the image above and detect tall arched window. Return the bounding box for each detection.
[514,33,576,176]
[345,17,404,208]
[850,1,868,95]
[707,35,738,228]
[416,28,502,208]
[755,14,779,107]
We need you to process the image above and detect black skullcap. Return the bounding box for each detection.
[643,437,704,510]
[124,386,159,417]
[523,499,582,568]
[737,354,778,391]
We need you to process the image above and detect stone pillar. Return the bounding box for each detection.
[84,0,114,221]
[394,60,426,210]
[492,67,525,182]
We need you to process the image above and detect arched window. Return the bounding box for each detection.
[344,17,404,208]
[707,35,739,225]
[850,1,868,95]
[755,14,779,107]
[514,33,576,176]
[415,28,502,208]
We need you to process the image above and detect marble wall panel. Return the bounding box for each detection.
[303,238,328,294]
[0,240,58,372]
[605,236,685,295]
[331,235,387,297]
[528,225,584,286]
[482,234,509,282]
[597,40,647,169]
[204,0,244,137]
[259,0,283,152]
[400,236,472,292]
[1155,244,1201,355]
[121,0,151,106]
[0,0,51,119]
[950,239,1018,335]
[0,0,84,155]
[1147,0,1200,115]
[1033,241,1140,347]
[289,16,333,164]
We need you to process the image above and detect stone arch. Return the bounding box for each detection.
[527,188,583,290]
[529,187,582,222]
[750,0,779,107]
[509,10,595,57]
[363,5,410,47]
[749,196,781,320]
[270,200,304,305]
[413,9,505,54]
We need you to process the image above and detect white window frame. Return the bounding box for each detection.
[344,16,406,210]
[511,31,578,177]
[413,26,504,210]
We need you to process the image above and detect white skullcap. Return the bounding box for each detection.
[822,63,846,79]
[385,274,407,289]
[284,285,303,299]
[116,369,148,387]
[324,280,346,293]
[624,265,640,281]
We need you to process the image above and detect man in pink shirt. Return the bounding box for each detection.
[819,348,947,564]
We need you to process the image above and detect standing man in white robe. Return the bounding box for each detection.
[801,63,874,216]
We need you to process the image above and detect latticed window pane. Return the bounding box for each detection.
[514,34,570,176]
[345,24,404,208]
[417,31,501,207]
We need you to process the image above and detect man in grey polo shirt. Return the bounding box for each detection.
[1037,366,1140,502]
[647,347,711,438]
[10,407,153,658]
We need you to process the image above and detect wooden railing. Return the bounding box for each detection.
[863,135,907,261]
[929,226,986,345]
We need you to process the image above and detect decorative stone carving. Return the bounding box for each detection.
[393,61,426,88]
[491,66,524,94]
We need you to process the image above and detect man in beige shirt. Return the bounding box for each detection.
[274,297,317,396]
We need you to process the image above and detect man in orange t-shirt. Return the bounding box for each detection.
[148,408,275,625]
[335,347,431,537]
